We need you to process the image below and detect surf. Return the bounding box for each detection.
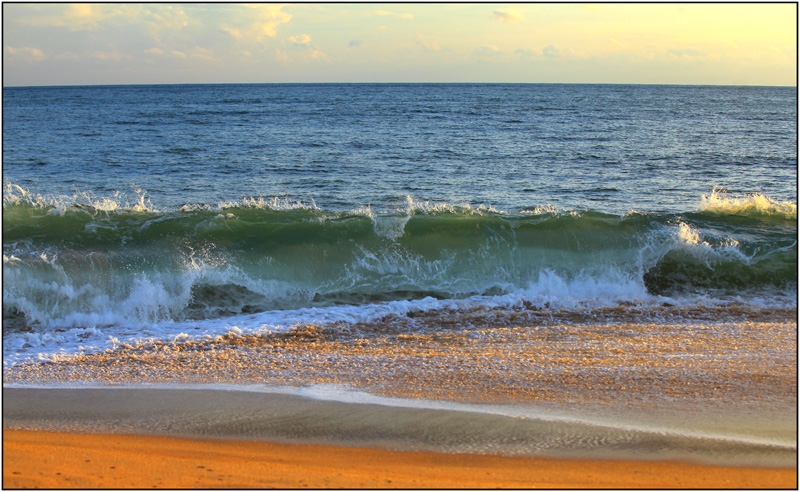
[3,184,797,332]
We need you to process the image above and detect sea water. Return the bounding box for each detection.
[2,83,797,465]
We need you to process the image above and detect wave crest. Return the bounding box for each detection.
[3,183,157,215]
[701,188,797,220]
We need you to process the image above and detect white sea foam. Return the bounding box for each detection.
[701,187,797,219]
[673,221,755,266]
[218,196,319,211]
[2,221,790,360]
[3,183,158,215]
[5,277,794,369]
[371,214,411,240]
[522,269,648,307]
[3,202,794,365]
[279,384,796,449]
[8,181,796,222]
[4,184,796,367]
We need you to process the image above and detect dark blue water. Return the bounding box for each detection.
[3,84,796,214]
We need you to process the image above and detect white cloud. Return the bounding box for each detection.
[721,39,739,49]
[190,47,216,61]
[15,4,187,37]
[5,45,46,61]
[668,48,706,58]
[515,47,541,58]
[474,45,501,56]
[254,16,290,38]
[283,33,324,60]
[141,5,189,41]
[2,3,795,86]
[61,4,113,30]
[493,9,526,23]
[222,5,292,42]
[54,52,80,61]
[91,51,129,61]
[10,4,191,51]
[289,34,312,46]
[28,4,122,31]
[416,35,440,52]
[532,45,587,59]
[222,27,244,40]
[542,45,559,58]
[372,10,414,20]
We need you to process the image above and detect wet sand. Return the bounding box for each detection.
[4,312,796,486]
[5,314,797,407]
[4,429,796,489]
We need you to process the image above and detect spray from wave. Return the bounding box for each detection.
[700,187,797,219]
[3,184,797,333]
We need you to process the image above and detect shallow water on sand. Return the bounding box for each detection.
[3,386,796,468]
[4,305,796,467]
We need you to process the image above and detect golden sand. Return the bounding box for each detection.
[4,429,796,489]
[4,312,795,487]
[4,319,796,407]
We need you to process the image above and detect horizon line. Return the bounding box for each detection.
[4,81,797,89]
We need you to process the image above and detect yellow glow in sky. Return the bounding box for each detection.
[2,3,797,86]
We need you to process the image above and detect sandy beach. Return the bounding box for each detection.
[3,314,797,489]
[3,385,797,489]
[4,429,796,489]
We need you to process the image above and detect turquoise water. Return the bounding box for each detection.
[2,199,797,327]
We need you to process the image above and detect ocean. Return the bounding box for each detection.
[2,83,797,466]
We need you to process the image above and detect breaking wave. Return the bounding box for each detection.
[3,185,797,331]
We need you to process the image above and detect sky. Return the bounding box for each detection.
[2,3,797,86]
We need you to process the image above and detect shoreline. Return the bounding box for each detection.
[4,315,796,487]
[4,386,796,468]
[4,429,797,489]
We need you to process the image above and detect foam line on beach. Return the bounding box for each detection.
[5,291,796,367]
[3,385,795,466]
[140,382,796,450]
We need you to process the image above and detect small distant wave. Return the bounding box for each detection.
[217,195,320,211]
[7,183,797,221]
[3,182,156,215]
